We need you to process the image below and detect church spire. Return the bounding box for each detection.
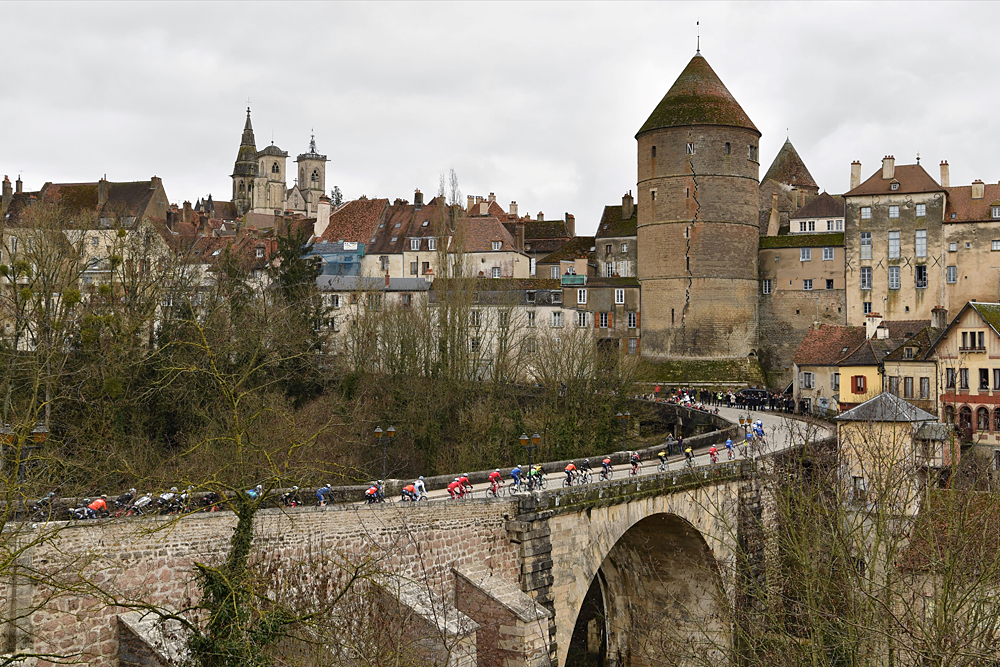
[232,107,258,178]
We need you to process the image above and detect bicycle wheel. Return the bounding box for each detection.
[562,478,572,488]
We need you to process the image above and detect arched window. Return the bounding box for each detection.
[272,161,280,174]
[944,405,955,424]
[959,406,973,429]
[978,407,990,431]
[238,182,245,196]
[993,408,1000,431]
[311,169,319,183]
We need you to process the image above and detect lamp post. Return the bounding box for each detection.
[374,426,395,480]
[520,432,541,480]
[616,410,630,451]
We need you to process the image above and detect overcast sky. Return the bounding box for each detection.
[2,2,997,234]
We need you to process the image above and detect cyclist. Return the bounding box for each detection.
[414,476,427,499]
[684,446,694,467]
[725,438,735,460]
[459,473,473,493]
[564,462,577,486]
[578,458,592,482]
[657,449,667,470]
[88,495,108,515]
[365,482,380,504]
[630,451,641,476]
[316,484,333,506]
[447,478,462,499]
[709,444,718,464]
[601,457,613,479]
[510,465,523,491]
[401,483,418,501]
[532,465,545,489]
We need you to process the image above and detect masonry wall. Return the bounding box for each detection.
[19,500,521,667]
[637,126,760,360]
[759,288,846,388]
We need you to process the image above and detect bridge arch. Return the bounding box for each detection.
[544,483,741,667]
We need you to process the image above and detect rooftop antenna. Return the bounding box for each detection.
[696,20,700,54]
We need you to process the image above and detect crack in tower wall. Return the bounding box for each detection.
[683,129,700,349]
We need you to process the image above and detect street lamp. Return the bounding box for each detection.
[374,426,395,480]
[520,432,541,480]
[616,410,631,451]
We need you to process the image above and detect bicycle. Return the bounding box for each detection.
[727,447,735,461]
[630,462,641,477]
[578,469,592,484]
[599,466,614,481]
[562,473,575,488]
[657,459,668,472]
[486,480,505,498]
[684,455,694,470]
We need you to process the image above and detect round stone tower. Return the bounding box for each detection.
[636,53,761,360]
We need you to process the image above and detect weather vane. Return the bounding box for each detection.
[696,20,700,54]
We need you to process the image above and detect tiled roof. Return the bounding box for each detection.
[458,216,521,253]
[836,392,937,422]
[845,164,942,197]
[537,236,594,263]
[762,139,818,191]
[790,192,844,220]
[37,180,160,224]
[944,183,1000,222]
[793,324,866,366]
[320,197,389,244]
[883,326,944,361]
[637,54,758,136]
[596,204,637,239]
[837,320,929,367]
[759,232,844,249]
[317,275,430,292]
[972,302,1000,334]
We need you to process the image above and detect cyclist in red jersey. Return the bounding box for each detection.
[564,462,577,486]
[459,474,472,493]
[709,445,718,464]
[401,484,418,501]
[447,479,462,499]
[488,469,502,485]
[602,457,612,476]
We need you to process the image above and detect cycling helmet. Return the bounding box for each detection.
[495,469,500,473]
[418,476,424,480]
[170,487,178,493]
[101,495,107,499]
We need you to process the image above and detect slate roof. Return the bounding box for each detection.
[320,197,389,244]
[845,163,942,197]
[835,392,937,422]
[233,109,259,177]
[793,324,867,367]
[637,54,758,136]
[596,204,637,239]
[790,192,844,220]
[944,183,1000,223]
[316,275,431,292]
[7,180,164,226]
[762,139,818,191]
[838,320,930,367]
[537,236,594,263]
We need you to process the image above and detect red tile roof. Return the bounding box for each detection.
[793,324,866,366]
[845,164,942,197]
[320,197,389,244]
[456,216,521,253]
[944,183,1000,222]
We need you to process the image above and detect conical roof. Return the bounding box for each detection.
[232,108,259,178]
[762,139,818,190]
[637,54,758,137]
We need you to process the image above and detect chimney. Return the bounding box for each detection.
[537,212,544,221]
[864,312,884,339]
[2,176,10,212]
[881,156,895,180]
[622,191,634,220]
[479,201,489,216]
[15,176,22,195]
[467,195,475,211]
[150,175,161,191]
[515,220,525,251]
[488,192,496,203]
[565,213,575,238]
[414,189,423,210]
[850,161,862,190]
[940,161,950,187]
[314,194,331,239]
[876,323,889,340]
[972,179,985,199]
[182,201,193,224]
[98,178,109,206]
[931,306,948,329]
[509,200,518,217]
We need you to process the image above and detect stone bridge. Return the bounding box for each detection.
[5,459,769,667]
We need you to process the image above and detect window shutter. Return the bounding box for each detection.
[798,372,804,389]
[636,312,640,328]
[608,312,614,329]
[595,312,599,329]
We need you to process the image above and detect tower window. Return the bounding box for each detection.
[686,143,695,154]
[651,189,656,201]
[311,170,319,183]
[651,146,656,158]
[271,162,279,174]
[724,142,731,155]
[748,145,758,161]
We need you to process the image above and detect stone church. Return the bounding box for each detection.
[231,108,328,217]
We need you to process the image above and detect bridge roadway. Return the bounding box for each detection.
[413,405,832,503]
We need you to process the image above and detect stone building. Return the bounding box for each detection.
[635,53,761,361]
[595,193,637,279]
[230,108,327,217]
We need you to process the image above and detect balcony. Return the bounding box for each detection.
[958,346,986,352]
[560,274,586,286]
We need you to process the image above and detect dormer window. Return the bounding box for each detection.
[492,241,502,251]
[410,238,420,251]
[255,247,264,258]
[890,181,899,191]
[992,205,1000,219]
